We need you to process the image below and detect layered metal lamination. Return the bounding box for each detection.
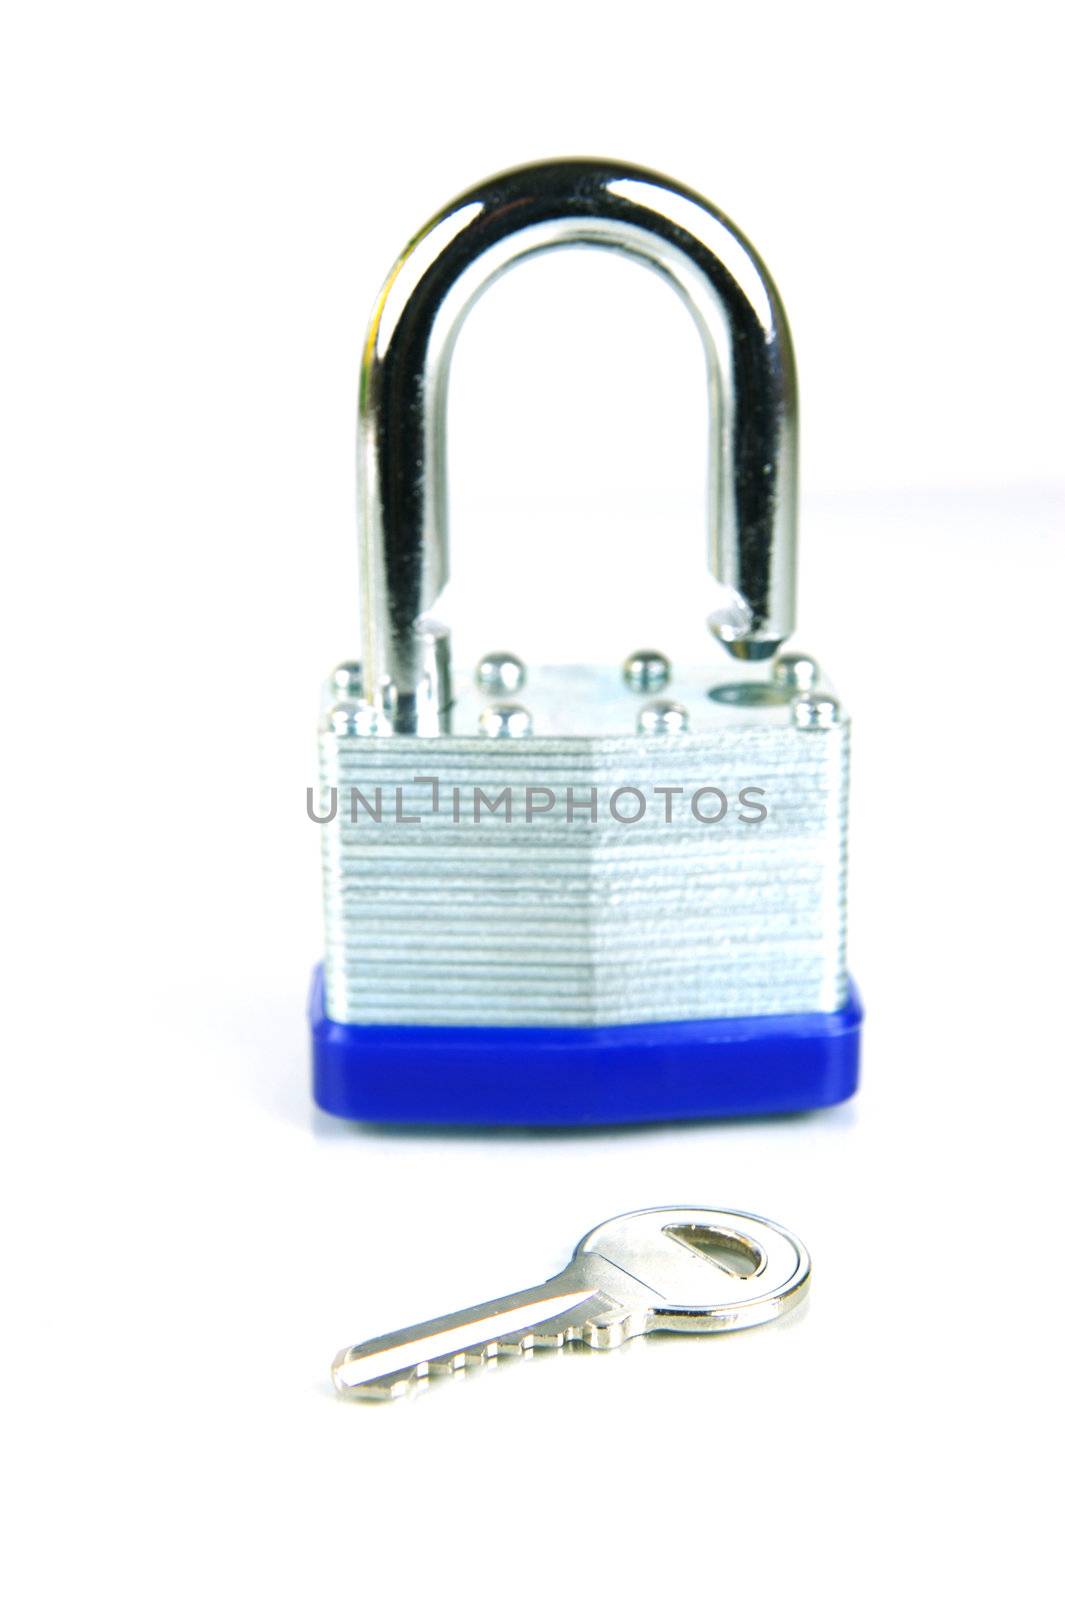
[318,671,849,1028]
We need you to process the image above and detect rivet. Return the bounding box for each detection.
[478,702,533,738]
[791,692,841,729]
[772,653,820,692]
[476,652,526,695]
[637,699,689,735]
[623,650,671,693]
[330,660,364,696]
[323,699,386,737]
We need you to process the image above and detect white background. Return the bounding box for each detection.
[2,3,1062,1595]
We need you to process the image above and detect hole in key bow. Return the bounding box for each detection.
[662,1224,765,1278]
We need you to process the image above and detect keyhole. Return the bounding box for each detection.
[662,1223,765,1278]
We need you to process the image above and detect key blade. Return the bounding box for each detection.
[332,1279,628,1401]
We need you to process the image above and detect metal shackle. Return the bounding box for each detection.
[358,159,798,729]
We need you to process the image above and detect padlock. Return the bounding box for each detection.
[310,159,862,1124]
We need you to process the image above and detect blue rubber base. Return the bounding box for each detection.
[310,966,862,1126]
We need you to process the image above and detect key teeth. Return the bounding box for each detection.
[581,1309,638,1350]
[333,1304,640,1401]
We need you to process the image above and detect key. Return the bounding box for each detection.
[332,1205,809,1400]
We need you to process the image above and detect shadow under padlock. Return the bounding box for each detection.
[310,158,862,1125]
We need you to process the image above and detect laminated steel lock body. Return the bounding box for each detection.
[311,159,861,1124]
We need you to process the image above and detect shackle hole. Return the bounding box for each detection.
[440,249,722,664]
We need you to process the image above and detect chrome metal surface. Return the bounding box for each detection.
[623,649,672,693]
[636,698,689,735]
[476,651,527,695]
[333,1205,810,1400]
[773,653,820,692]
[477,701,533,738]
[318,662,849,1027]
[359,159,798,726]
[792,691,841,729]
[379,621,451,736]
[330,660,364,697]
[323,698,384,738]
